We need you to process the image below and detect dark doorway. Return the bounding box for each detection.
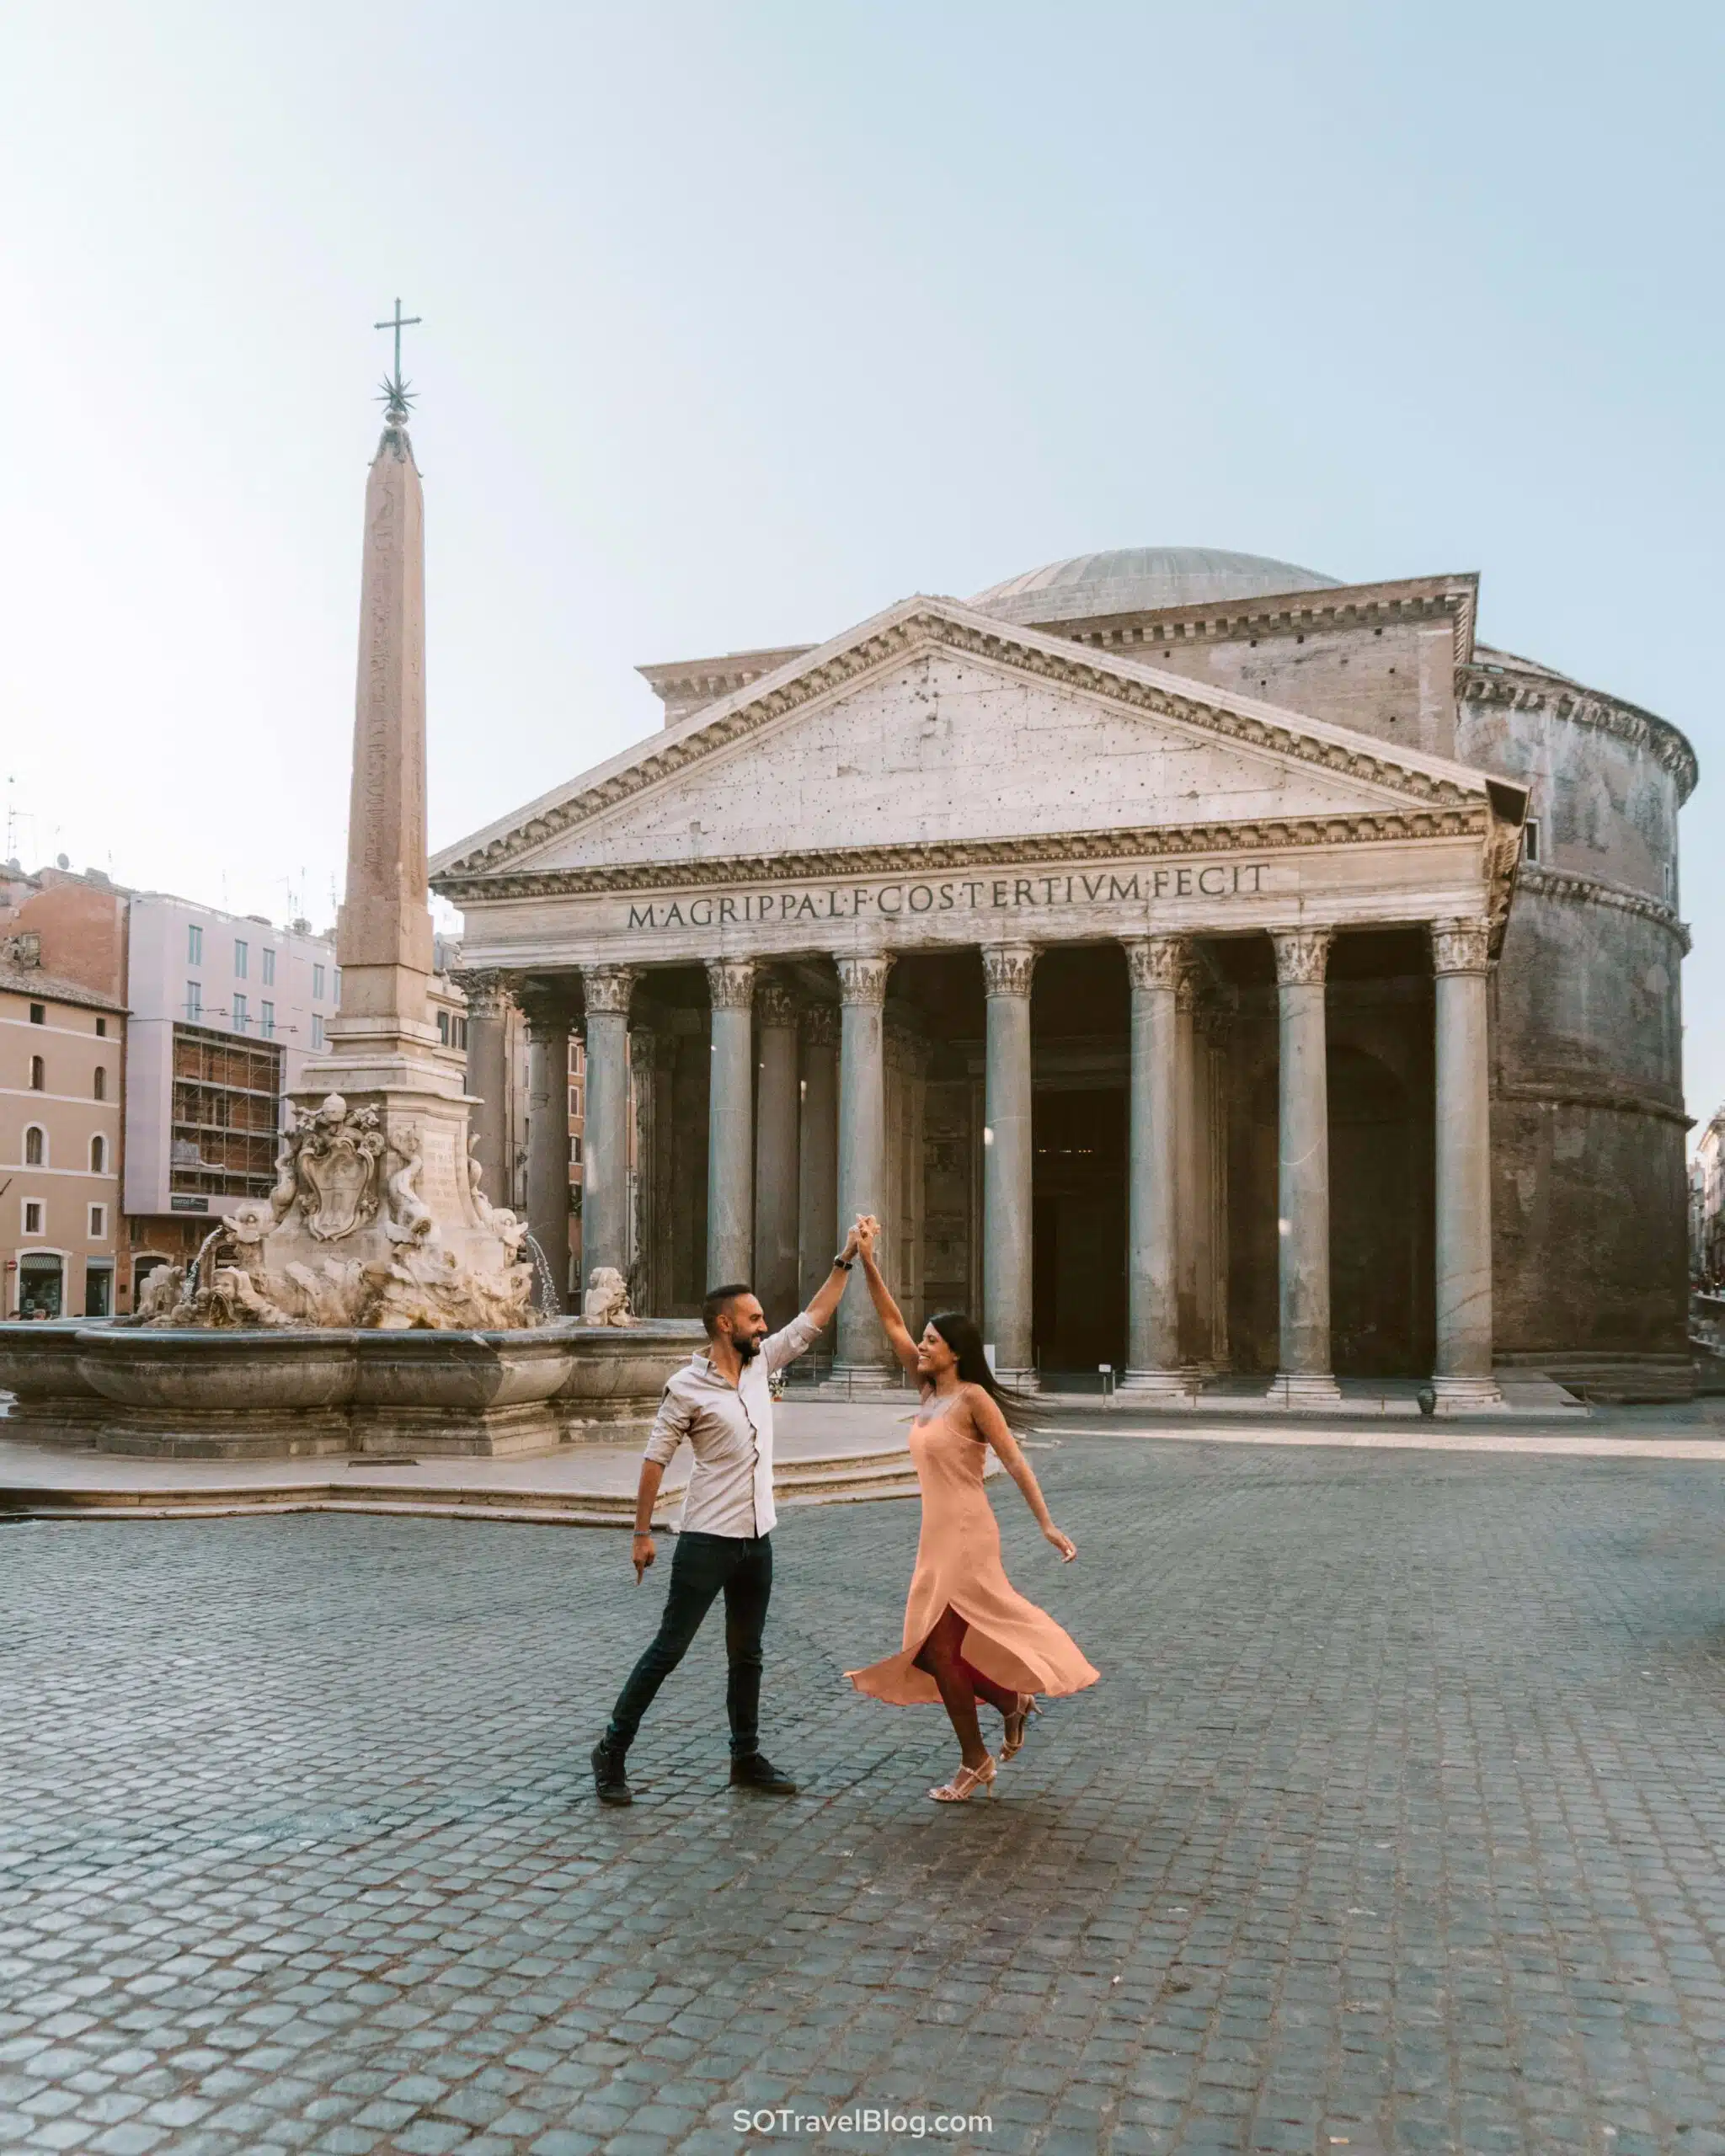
[1329,1043,1430,1375]
[1032,1087,1127,1373]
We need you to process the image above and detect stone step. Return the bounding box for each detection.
[0,1444,928,1527]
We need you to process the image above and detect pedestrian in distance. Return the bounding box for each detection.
[846,1216,1097,1801]
[590,1223,863,1806]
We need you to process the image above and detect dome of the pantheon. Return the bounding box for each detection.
[969,547,1342,627]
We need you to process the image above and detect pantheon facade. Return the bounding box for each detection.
[434,548,1696,1404]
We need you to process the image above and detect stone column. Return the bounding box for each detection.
[1273,926,1339,1402]
[452,969,513,1211]
[752,979,802,1326]
[520,985,576,1313]
[834,952,895,1383]
[628,1021,666,1314]
[1121,937,1188,1396]
[1175,959,1203,1370]
[1201,1007,1232,1368]
[705,958,756,1289]
[798,1004,840,1309]
[981,944,1038,1387]
[579,966,636,1294]
[1430,919,1501,1407]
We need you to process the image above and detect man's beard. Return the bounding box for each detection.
[736,1333,761,1364]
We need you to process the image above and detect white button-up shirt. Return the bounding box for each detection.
[644,1311,823,1538]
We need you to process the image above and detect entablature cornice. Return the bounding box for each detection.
[1458,664,1697,801]
[1514,864,1690,952]
[1033,574,1479,670]
[437,805,1493,908]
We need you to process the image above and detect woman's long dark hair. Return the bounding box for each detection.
[926,1310,1028,1425]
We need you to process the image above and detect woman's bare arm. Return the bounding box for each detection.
[856,1219,920,1376]
[966,1386,1076,1561]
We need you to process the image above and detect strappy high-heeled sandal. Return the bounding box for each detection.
[1000,1692,1042,1764]
[928,1755,997,1802]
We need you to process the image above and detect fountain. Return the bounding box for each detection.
[0,361,698,1458]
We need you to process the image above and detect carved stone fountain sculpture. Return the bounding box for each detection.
[146,1097,536,1331]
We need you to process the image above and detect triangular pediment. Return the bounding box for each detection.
[433,597,1503,896]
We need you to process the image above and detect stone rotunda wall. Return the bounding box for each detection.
[1459,659,1694,1396]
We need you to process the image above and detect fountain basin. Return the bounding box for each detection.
[0,1321,109,1446]
[77,1328,361,1458]
[0,1320,702,1460]
[556,1320,707,1442]
[350,1328,577,1456]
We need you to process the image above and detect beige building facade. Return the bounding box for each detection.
[434,549,1696,1402]
[0,957,126,1321]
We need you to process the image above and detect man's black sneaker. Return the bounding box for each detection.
[729,1753,798,1795]
[591,1740,633,1806]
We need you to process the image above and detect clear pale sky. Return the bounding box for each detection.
[3,5,1720,1118]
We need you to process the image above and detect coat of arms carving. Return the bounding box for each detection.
[277,1092,385,1241]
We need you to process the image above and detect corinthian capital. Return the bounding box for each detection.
[705,957,756,1009]
[835,953,892,1007]
[516,979,579,1037]
[448,968,514,1018]
[1272,926,1332,987]
[1121,935,1185,993]
[582,963,638,1016]
[801,1002,840,1049]
[755,979,800,1031]
[1430,917,1492,976]
[981,943,1038,999]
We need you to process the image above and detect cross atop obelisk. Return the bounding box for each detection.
[374,297,421,421]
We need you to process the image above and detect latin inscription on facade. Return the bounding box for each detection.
[624,861,1268,933]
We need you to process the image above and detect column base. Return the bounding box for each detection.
[820,1362,910,1398]
[1268,1371,1343,1406]
[1118,1367,1196,1403]
[991,1369,1039,1396]
[1424,1373,1504,1415]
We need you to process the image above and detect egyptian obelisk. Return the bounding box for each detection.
[264,328,531,1323]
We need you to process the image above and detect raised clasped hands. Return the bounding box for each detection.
[854,1214,880,1260]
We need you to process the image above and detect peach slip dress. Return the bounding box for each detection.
[846,1397,1099,1706]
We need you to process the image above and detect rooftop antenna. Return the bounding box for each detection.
[3,776,15,861]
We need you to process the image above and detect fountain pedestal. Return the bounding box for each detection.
[1,1321,706,1459]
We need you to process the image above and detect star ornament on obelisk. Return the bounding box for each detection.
[375,296,421,424]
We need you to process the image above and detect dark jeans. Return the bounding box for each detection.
[606,1530,772,1758]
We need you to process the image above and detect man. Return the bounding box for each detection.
[590,1221,862,1805]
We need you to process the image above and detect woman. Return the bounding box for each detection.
[846,1217,1098,1801]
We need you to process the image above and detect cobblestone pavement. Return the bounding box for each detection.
[4,1437,1725,2156]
